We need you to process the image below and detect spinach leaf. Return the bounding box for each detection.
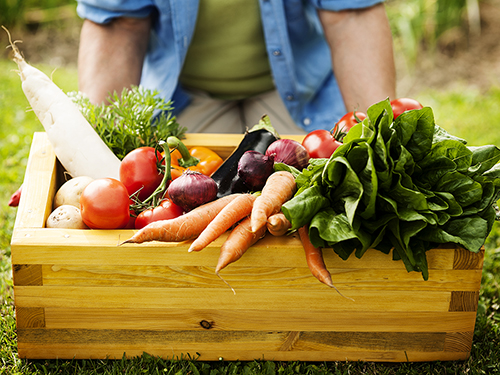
[283,98,500,279]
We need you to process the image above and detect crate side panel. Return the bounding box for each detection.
[14,285,452,312]
[43,308,478,333]
[38,264,483,292]
[15,346,472,362]
[16,328,471,362]
[13,132,57,230]
[15,329,445,351]
[10,231,459,269]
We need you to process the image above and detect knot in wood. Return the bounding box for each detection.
[199,320,213,329]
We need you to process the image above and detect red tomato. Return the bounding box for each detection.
[302,111,365,159]
[390,98,423,119]
[80,178,130,229]
[302,129,343,159]
[119,147,164,201]
[332,111,367,138]
[134,198,184,229]
[124,205,137,229]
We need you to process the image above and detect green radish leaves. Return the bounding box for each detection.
[283,98,500,279]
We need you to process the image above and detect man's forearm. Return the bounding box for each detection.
[78,16,152,104]
[318,4,396,113]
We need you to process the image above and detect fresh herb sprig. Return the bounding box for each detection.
[69,86,187,160]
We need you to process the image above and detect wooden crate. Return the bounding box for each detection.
[11,132,484,362]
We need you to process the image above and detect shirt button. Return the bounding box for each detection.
[272,49,282,56]
[303,117,311,126]
[285,93,295,101]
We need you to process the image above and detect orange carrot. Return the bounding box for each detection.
[188,193,257,252]
[215,216,267,293]
[216,216,267,274]
[266,212,291,236]
[119,194,241,245]
[298,225,333,287]
[250,171,296,233]
[298,225,354,301]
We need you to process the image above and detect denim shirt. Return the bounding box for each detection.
[76,0,383,132]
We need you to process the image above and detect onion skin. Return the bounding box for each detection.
[237,151,275,191]
[166,169,218,211]
[265,139,310,170]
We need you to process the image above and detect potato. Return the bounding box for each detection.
[46,205,88,229]
[54,176,94,209]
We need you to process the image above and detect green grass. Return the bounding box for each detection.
[1,59,499,374]
[418,86,500,148]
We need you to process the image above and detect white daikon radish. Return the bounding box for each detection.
[4,27,121,180]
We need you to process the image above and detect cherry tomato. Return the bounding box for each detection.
[302,129,343,159]
[331,111,367,139]
[80,178,130,229]
[390,98,423,119]
[120,147,164,201]
[134,198,184,229]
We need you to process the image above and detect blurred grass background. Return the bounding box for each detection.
[1,0,499,374]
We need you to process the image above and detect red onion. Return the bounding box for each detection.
[265,139,310,170]
[237,150,275,191]
[166,169,218,211]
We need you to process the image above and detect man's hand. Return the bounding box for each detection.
[78,16,152,104]
[318,4,396,112]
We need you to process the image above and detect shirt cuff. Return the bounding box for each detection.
[310,0,385,11]
[76,1,155,24]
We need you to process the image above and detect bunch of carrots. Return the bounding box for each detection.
[121,170,346,296]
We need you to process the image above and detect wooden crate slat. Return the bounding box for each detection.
[32,264,482,291]
[13,132,57,230]
[40,308,477,333]
[11,229,459,269]
[14,285,453,312]
[16,328,472,362]
[16,347,473,362]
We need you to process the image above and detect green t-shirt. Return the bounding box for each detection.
[179,0,274,100]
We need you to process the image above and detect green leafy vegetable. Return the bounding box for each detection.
[282,98,500,279]
[69,86,186,160]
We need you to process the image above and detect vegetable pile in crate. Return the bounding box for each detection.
[281,99,500,279]
[10,132,486,362]
[6,28,496,361]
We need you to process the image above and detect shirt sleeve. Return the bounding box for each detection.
[76,0,156,24]
[309,0,385,11]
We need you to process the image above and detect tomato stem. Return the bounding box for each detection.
[130,141,172,213]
